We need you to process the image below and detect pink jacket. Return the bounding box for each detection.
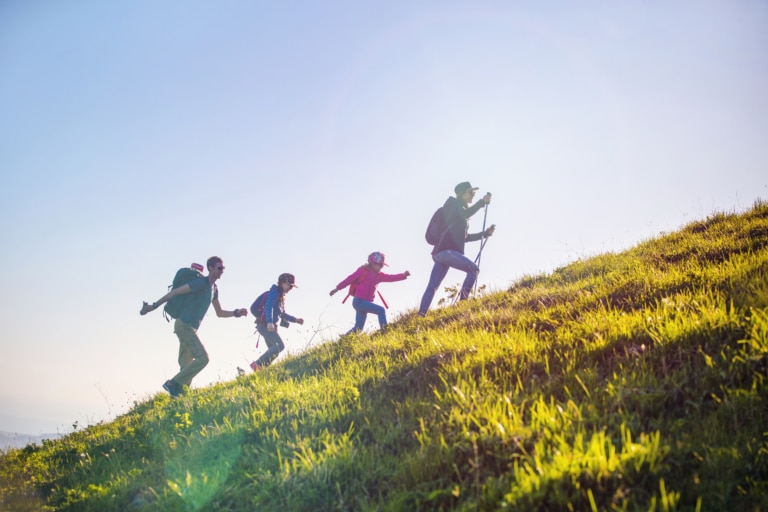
[335,266,408,302]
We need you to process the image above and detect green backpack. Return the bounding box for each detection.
[163,267,203,320]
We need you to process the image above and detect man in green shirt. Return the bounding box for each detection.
[140,256,247,396]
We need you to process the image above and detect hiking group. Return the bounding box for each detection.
[140,181,495,396]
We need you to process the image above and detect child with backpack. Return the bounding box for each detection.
[330,252,410,335]
[249,273,304,371]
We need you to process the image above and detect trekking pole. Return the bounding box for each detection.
[452,204,491,305]
[473,204,490,296]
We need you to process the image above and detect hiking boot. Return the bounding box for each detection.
[250,361,263,372]
[163,379,182,397]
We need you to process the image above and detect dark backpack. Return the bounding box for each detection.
[250,291,270,324]
[425,207,447,245]
[163,267,203,320]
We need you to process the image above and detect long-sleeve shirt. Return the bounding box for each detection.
[335,266,408,302]
[433,196,486,255]
[263,284,298,325]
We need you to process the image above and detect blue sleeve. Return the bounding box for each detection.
[282,313,298,323]
[264,287,279,323]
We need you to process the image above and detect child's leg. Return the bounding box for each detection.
[353,307,368,331]
[350,298,369,332]
[353,297,386,329]
[254,325,285,367]
[375,306,387,328]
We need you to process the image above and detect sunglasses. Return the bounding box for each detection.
[217,266,225,271]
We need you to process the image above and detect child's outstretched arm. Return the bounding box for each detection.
[330,268,363,295]
[378,270,411,283]
[281,312,304,324]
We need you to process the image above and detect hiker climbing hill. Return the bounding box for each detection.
[139,257,248,397]
[249,273,303,371]
[330,251,410,335]
[418,181,495,316]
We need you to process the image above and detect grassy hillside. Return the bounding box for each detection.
[2,201,767,511]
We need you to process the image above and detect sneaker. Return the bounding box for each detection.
[250,361,263,372]
[163,380,182,397]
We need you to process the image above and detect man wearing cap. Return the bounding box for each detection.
[418,182,495,316]
[140,256,249,397]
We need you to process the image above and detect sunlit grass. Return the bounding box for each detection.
[1,200,767,510]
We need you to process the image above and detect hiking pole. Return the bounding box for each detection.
[452,203,491,305]
[473,204,491,296]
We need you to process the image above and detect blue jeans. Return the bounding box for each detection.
[254,324,285,367]
[418,250,479,315]
[346,297,387,334]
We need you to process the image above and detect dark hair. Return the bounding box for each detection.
[207,256,223,269]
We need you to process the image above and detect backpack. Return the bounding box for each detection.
[250,291,270,324]
[341,266,366,304]
[425,207,448,245]
[163,267,203,320]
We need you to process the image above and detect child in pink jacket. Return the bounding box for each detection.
[330,252,410,334]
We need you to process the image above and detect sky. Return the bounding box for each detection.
[1,0,766,435]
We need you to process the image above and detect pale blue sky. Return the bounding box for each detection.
[1,0,766,434]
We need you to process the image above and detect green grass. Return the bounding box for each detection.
[2,200,767,511]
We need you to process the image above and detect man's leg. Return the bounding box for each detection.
[178,338,192,370]
[172,319,209,387]
[458,267,479,300]
[433,250,479,301]
[418,258,450,316]
[352,297,387,329]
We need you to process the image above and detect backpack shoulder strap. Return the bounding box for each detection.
[377,290,389,309]
[436,202,455,245]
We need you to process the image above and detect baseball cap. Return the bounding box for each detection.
[278,273,298,288]
[368,251,388,266]
[455,181,479,195]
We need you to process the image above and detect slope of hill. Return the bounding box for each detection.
[2,201,767,511]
